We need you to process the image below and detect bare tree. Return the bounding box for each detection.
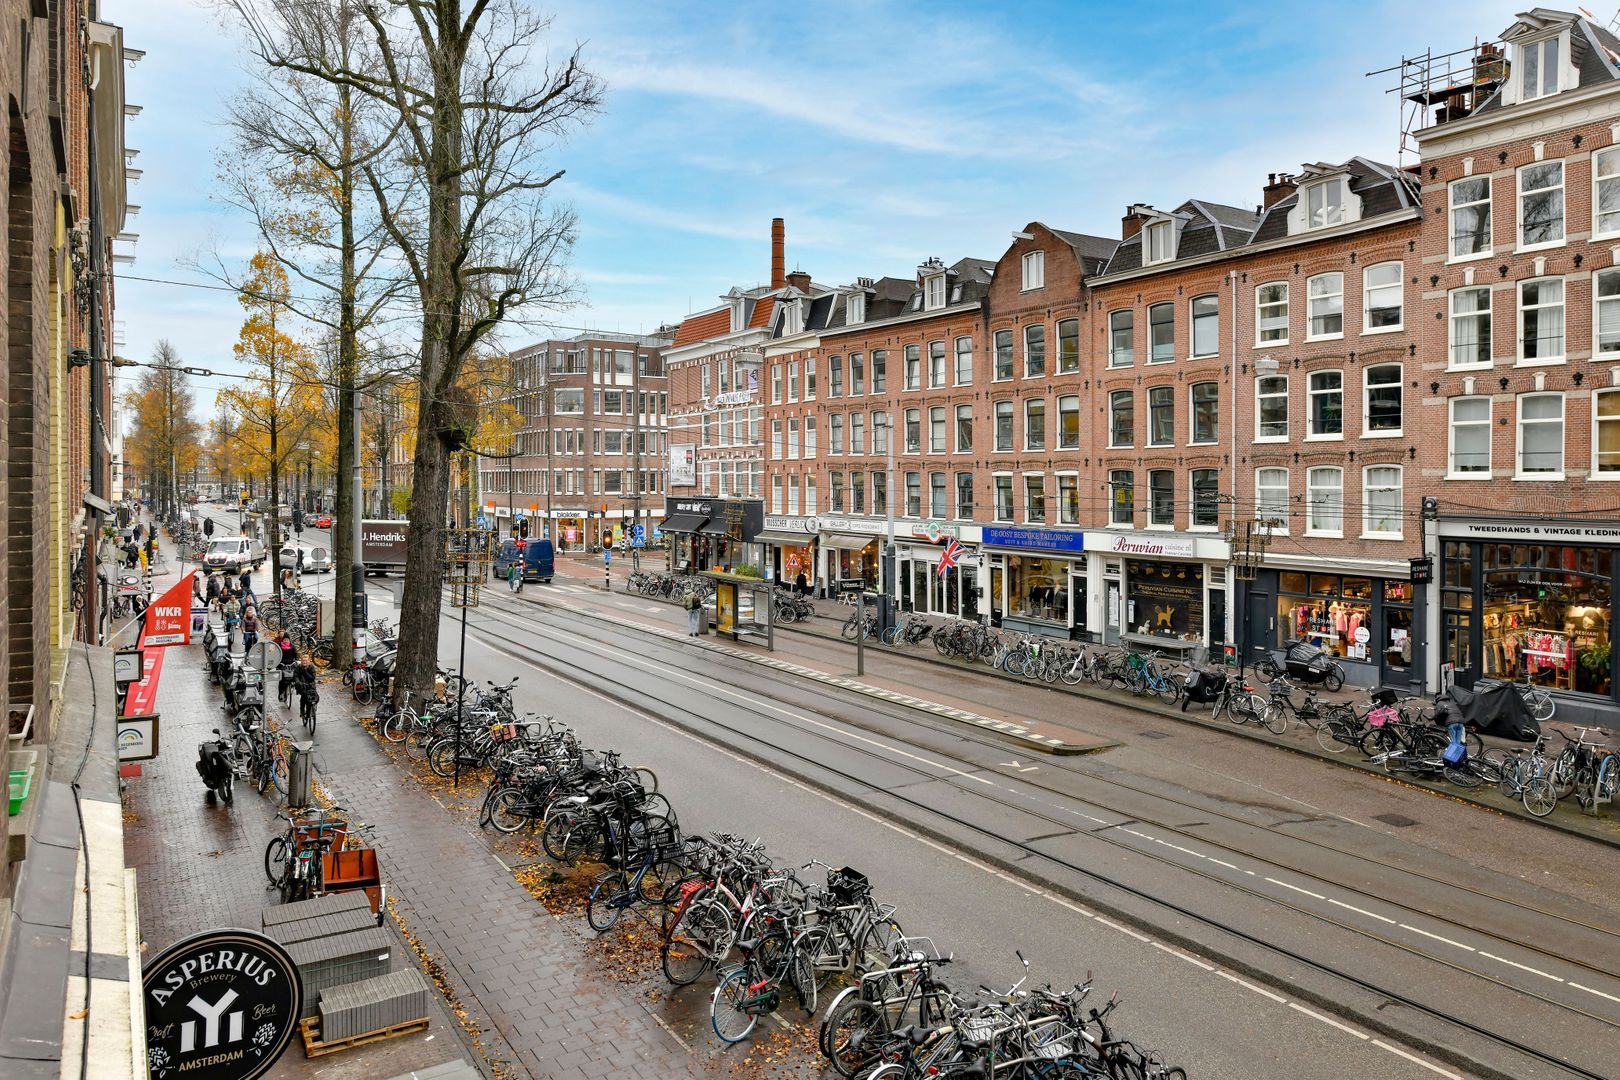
[214,0,413,661]
[228,0,602,700]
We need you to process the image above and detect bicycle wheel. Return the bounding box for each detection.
[1322,666,1345,692]
[489,789,531,833]
[1525,688,1556,723]
[1260,702,1287,736]
[841,617,859,641]
[264,835,289,887]
[540,810,581,861]
[789,947,817,1015]
[1158,673,1186,705]
[825,998,887,1077]
[1315,719,1352,753]
[1444,760,1485,788]
[711,967,759,1044]
[353,679,373,705]
[632,766,659,793]
[427,740,459,778]
[1522,777,1558,817]
[586,872,628,932]
[1497,757,1524,799]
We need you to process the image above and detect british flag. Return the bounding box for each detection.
[936,537,962,578]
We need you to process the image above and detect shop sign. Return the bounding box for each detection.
[983,526,1086,553]
[142,929,303,1080]
[668,444,696,486]
[704,389,756,408]
[1442,520,1620,542]
[910,520,960,542]
[815,515,888,535]
[1087,532,1197,559]
[117,714,160,761]
[764,515,817,533]
[1409,556,1434,584]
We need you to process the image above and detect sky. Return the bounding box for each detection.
[108,0,1543,417]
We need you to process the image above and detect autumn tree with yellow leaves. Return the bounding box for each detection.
[217,253,318,595]
[123,340,203,518]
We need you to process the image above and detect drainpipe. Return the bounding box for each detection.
[1228,268,1241,669]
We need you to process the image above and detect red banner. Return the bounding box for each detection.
[122,645,166,716]
[143,572,196,646]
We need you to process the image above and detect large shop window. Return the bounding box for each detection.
[1006,555,1071,625]
[1461,541,1614,696]
[1126,560,1204,642]
[1276,573,1376,661]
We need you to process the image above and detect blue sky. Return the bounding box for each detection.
[110,0,1533,414]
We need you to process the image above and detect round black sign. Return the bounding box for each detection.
[142,928,303,1080]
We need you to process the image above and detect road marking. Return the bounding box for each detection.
[1265,876,1326,901]
[1398,924,1475,952]
[1287,1001,1368,1039]
[1327,898,1398,925]
[1569,981,1620,1004]
[1371,1039,1461,1079]
[1151,940,1216,972]
[1215,970,1287,1003]
[1093,917,1150,943]
[1477,951,1562,982]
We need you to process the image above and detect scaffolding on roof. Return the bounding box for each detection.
[1367,40,1505,168]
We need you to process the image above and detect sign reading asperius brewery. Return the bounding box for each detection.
[143,929,303,1080]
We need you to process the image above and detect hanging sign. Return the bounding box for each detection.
[143,572,198,646]
[142,929,303,1080]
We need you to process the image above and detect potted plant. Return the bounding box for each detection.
[1579,640,1612,693]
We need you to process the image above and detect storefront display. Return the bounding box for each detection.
[1276,573,1375,660]
[1126,560,1203,642]
[837,539,879,590]
[660,496,764,574]
[1006,555,1071,625]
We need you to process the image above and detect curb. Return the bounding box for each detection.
[519,589,1107,757]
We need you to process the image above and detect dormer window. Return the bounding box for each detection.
[1144,221,1174,265]
[782,299,804,336]
[1305,180,1346,229]
[924,274,945,310]
[847,291,865,325]
[1519,36,1560,101]
[1021,250,1045,290]
[728,294,746,332]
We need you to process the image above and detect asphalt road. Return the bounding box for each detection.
[417,583,1620,1080]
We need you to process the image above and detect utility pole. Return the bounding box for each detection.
[544,381,555,541]
[631,347,643,571]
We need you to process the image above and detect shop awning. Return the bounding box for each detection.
[820,533,877,551]
[756,529,814,545]
[659,512,709,533]
[699,518,740,538]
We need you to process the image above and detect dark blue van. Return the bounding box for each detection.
[492,539,555,584]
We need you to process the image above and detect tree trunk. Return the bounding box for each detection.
[268,418,283,598]
[331,75,359,662]
[393,406,452,699]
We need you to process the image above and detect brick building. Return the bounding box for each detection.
[483,331,671,552]
[1415,7,1620,720]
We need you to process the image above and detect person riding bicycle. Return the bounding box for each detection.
[222,592,242,635]
[276,632,297,703]
[293,651,319,721]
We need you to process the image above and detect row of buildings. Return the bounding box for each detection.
[0,0,140,1075]
[486,8,1620,726]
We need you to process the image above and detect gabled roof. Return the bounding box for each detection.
[1101,199,1261,276]
[1049,227,1119,273]
[672,307,731,347]
[1248,156,1417,244]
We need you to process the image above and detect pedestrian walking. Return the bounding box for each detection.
[223,592,242,636]
[686,587,703,636]
[241,605,260,652]
[205,573,221,609]
[239,566,253,600]
[280,566,295,594]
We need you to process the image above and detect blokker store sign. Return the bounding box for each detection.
[143,929,303,1080]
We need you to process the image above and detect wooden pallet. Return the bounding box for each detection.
[298,1014,429,1058]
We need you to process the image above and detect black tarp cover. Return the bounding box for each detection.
[1443,681,1540,741]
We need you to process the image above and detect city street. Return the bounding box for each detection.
[428,580,1620,1079]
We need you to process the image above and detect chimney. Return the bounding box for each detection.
[785,269,812,293]
[1121,205,1147,241]
[771,218,786,289]
[1262,172,1297,209]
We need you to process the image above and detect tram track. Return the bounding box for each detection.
[453,593,1617,1080]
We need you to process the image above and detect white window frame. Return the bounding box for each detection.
[1021,250,1045,291]
[1594,389,1620,478]
[1189,468,1221,531]
[1516,391,1565,480]
[1024,397,1046,451]
[1448,286,1493,370]
[1147,385,1174,447]
[1448,176,1493,262]
[1361,465,1403,539]
[955,403,973,454]
[993,473,1015,523]
[1256,282,1288,346]
[1144,220,1174,265]
[1307,370,1343,440]
[1516,34,1563,103]
[1596,268,1620,357]
[1517,160,1565,251]
[804,414,818,458]
[1147,469,1175,528]
[1303,178,1347,230]
[1362,363,1403,438]
[1108,310,1135,367]
[1255,467,1289,533]
[1447,396,1493,479]
[1596,146,1620,241]
[1057,394,1080,450]
[929,405,947,454]
[954,336,973,385]
[1305,466,1344,538]
[1255,375,1289,442]
[1517,276,1565,365]
[1108,390,1133,449]
[924,274,946,310]
[1306,272,1344,341]
[1189,294,1218,358]
[1189,381,1219,445]
[846,291,866,325]
[1363,262,1404,333]
[1147,301,1175,363]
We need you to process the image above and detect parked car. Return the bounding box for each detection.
[312,513,334,529]
[279,543,334,573]
[203,535,267,572]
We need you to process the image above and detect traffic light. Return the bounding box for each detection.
[517,517,528,539]
[203,517,214,538]
[292,506,305,532]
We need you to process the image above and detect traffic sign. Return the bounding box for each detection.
[630,524,646,548]
[477,515,490,527]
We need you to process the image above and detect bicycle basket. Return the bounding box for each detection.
[1368,706,1398,728]
[1031,1031,1077,1060]
[830,866,871,903]
[958,1017,998,1046]
[1370,688,1400,708]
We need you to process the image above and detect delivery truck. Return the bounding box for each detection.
[360,519,410,575]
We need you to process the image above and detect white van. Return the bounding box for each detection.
[203,535,267,572]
